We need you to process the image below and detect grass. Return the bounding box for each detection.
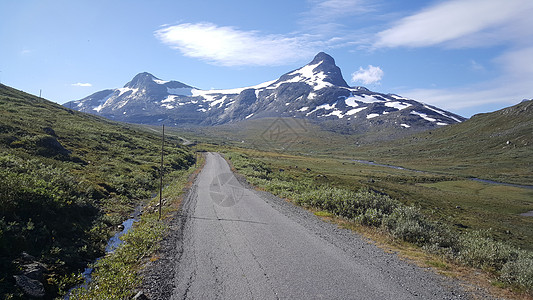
[68,161,200,300]
[352,100,533,186]
[0,84,194,298]
[220,148,533,296]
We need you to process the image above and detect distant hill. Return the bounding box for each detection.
[356,99,533,185]
[0,84,193,298]
[66,52,465,140]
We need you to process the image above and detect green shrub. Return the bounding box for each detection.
[457,230,519,271]
[382,206,432,245]
[500,250,533,290]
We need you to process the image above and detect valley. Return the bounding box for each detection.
[1,52,531,298]
[143,153,470,299]
[4,0,533,298]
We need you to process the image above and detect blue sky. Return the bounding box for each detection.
[1,0,532,117]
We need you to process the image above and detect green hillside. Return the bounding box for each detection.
[356,100,533,185]
[168,100,532,186]
[0,84,194,298]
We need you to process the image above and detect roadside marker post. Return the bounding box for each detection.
[159,125,164,220]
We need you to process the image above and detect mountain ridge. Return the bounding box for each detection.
[65,52,466,137]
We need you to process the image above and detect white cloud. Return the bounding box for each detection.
[71,83,92,87]
[373,0,533,116]
[351,65,383,85]
[375,0,533,48]
[155,23,319,67]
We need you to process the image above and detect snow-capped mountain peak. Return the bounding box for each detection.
[65,52,465,137]
[277,52,349,89]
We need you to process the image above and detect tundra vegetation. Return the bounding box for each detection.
[0,84,194,298]
[222,150,533,295]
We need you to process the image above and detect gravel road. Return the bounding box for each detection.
[142,152,482,299]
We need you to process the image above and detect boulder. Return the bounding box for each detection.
[13,275,45,298]
[22,262,47,281]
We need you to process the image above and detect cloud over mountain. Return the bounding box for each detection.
[351,65,383,85]
[155,23,318,66]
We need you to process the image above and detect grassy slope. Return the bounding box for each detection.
[170,100,532,186]
[354,100,533,185]
[0,84,193,298]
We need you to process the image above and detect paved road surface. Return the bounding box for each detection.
[166,152,469,299]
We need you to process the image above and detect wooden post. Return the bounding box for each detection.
[159,125,165,220]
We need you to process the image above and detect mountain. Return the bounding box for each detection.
[66,52,465,135]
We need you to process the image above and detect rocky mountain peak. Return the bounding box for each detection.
[124,72,157,88]
[278,52,349,88]
[124,72,192,90]
[310,52,336,65]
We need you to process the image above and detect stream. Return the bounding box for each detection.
[353,160,533,190]
[64,204,144,298]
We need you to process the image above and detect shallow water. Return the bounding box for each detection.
[520,211,533,217]
[65,205,142,298]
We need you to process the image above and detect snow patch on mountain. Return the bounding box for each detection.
[117,87,138,97]
[209,96,227,108]
[346,107,367,115]
[323,110,344,118]
[385,101,411,110]
[153,78,169,84]
[348,94,385,104]
[424,105,463,122]
[411,111,437,122]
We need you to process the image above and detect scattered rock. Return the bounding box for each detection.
[21,262,47,281]
[14,275,45,298]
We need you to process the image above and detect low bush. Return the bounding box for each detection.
[501,251,533,291]
[226,151,533,294]
[457,230,519,271]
